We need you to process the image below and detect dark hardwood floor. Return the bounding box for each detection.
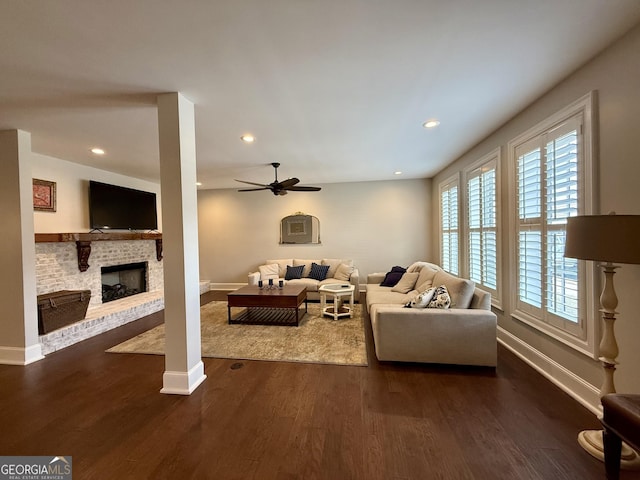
[1,291,638,479]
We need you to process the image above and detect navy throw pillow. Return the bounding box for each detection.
[380,266,406,287]
[285,264,305,280]
[308,262,330,281]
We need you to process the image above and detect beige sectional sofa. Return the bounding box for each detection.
[248,258,360,301]
[366,262,497,367]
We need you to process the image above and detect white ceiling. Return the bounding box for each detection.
[2,1,640,189]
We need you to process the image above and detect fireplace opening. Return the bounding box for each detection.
[101,262,147,303]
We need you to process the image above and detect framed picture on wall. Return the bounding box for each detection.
[33,178,57,212]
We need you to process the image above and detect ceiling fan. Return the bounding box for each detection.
[235,162,322,196]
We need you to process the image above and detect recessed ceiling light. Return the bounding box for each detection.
[394,171,403,175]
[91,147,105,155]
[196,182,202,186]
[422,120,440,129]
[240,134,255,143]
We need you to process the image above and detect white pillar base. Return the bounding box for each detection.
[578,429,640,470]
[160,361,206,395]
[0,344,44,365]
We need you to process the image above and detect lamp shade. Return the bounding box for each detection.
[564,215,640,264]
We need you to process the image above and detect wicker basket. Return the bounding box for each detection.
[37,290,91,334]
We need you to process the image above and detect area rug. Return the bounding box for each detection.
[107,301,368,366]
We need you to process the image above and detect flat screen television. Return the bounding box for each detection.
[89,180,158,231]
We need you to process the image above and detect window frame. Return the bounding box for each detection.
[463,148,502,309]
[439,174,460,275]
[507,91,598,358]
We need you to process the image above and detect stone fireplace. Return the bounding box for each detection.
[35,235,163,307]
[101,261,148,303]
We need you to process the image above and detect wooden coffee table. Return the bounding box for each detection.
[227,284,308,326]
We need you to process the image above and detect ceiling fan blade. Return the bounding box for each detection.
[279,177,300,188]
[235,179,269,187]
[285,185,322,192]
[238,187,270,192]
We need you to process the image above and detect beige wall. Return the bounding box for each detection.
[432,24,640,395]
[32,153,162,233]
[197,178,432,285]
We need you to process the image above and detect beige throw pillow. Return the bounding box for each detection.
[391,272,419,294]
[334,263,354,282]
[259,263,280,280]
[322,258,352,278]
[266,259,293,278]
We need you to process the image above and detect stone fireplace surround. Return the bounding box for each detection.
[36,237,164,307]
[35,235,165,354]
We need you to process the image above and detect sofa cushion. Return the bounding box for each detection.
[259,263,280,280]
[308,262,330,281]
[427,285,451,309]
[285,264,305,280]
[266,259,293,278]
[334,263,355,282]
[366,284,415,310]
[287,277,320,291]
[322,258,352,278]
[432,270,475,308]
[391,272,419,293]
[415,264,440,292]
[294,259,316,278]
[406,261,429,273]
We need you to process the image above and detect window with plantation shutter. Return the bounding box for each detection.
[508,92,597,357]
[465,150,500,305]
[440,177,459,275]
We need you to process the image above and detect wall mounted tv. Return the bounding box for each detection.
[89,180,158,231]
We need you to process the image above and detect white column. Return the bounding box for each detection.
[0,130,44,365]
[157,93,206,394]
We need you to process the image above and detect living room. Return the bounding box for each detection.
[2,2,640,478]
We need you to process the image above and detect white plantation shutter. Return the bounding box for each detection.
[545,129,579,320]
[508,92,595,355]
[517,144,543,309]
[467,160,498,292]
[514,115,582,333]
[440,178,459,275]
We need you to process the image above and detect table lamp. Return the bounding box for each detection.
[564,213,640,468]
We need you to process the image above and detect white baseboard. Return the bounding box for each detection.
[161,361,207,395]
[497,326,601,415]
[0,344,44,365]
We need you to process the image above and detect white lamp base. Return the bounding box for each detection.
[578,429,640,469]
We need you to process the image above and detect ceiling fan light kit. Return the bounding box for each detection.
[235,162,321,196]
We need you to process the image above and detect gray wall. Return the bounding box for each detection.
[197,178,432,285]
[432,24,640,394]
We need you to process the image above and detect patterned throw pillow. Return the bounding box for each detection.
[427,285,451,309]
[285,264,305,280]
[404,287,436,308]
[308,262,330,281]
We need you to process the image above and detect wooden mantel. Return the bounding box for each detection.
[35,232,163,272]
